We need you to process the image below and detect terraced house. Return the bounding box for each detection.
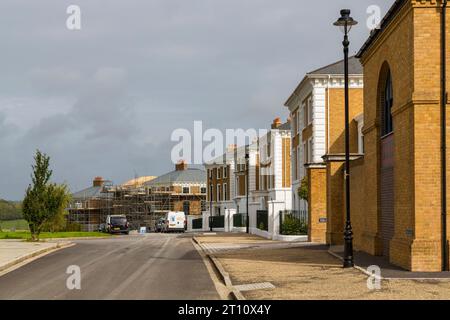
[204,146,236,217]
[284,57,364,242]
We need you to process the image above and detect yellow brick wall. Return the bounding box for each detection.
[327,88,364,154]
[326,161,344,245]
[308,167,327,243]
[355,1,450,271]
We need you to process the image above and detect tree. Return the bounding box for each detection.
[298,176,308,202]
[22,150,71,241]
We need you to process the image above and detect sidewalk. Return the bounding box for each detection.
[0,240,72,273]
[195,234,450,300]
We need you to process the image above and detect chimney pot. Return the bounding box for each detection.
[175,160,188,171]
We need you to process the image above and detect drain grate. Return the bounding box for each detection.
[234,282,275,292]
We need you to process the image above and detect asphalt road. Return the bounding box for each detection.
[0,233,220,300]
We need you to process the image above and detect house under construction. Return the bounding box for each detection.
[67,162,207,231]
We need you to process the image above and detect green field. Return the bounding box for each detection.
[0,219,29,231]
[0,231,112,240]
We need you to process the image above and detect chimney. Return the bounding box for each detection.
[271,117,282,129]
[93,176,104,187]
[175,160,188,171]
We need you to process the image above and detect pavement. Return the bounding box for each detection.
[329,245,450,279]
[0,234,220,300]
[0,240,72,273]
[196,233,450,300]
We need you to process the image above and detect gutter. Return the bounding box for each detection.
[442,0,448,272]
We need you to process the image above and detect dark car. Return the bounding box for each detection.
[106,215,130,235]
[155,218,166,233]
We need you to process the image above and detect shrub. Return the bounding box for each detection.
[281,215,307,235]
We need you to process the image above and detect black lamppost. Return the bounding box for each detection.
[334,9,358,268]
[245,152,250,234]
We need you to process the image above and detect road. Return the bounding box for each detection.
[0,233,220,300]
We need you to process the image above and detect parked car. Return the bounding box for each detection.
[98,223,106,232]
[162,211,186,233]
[155,218,166,233]
[106,215,130,235]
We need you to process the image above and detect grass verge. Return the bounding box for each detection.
[0,231,112,240]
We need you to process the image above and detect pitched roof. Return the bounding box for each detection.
[144,168,206,186]
[72,186,107,199]
[278,121,291,131]
[308,56,363,75]
[121,176,157,187]
[284,57,363,107]
[356,0,407,58]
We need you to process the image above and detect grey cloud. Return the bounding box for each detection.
[0,0,393,199]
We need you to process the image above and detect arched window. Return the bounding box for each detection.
[382,71,394,136]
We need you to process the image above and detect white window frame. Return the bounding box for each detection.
[355,114,365,154]
[307,96,313,125]
[224,183,227,200]
[224,166,227,178]
[182,186,190,194]
[217,184,221,201]
[303,142,308,164]
[308,138,313,163]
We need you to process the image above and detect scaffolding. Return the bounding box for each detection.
[68,179,207,232]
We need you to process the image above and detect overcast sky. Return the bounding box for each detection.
[0,0,392,200]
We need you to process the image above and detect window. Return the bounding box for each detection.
[224,183,228,200]
[201,187,207,194]
[303,142,308,164]
[355,114,364,154]
[182,187,190,194]
[208,169,211,179]
[382,71,394,136]
[303,96,313,127]
[224,166,228,178]
[217,184,221,201]
[183,201,190,215]
[296,109,300,134]
[307,97,313,124]
[308,139,313,163]
[303,102,308,128]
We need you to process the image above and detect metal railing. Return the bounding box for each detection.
[233,213,247,228]
[279,210,308,235]
[192,218,203,230]
[256,210,269,231]
[210,215,225,229]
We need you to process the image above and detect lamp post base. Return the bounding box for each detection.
[343,221,354,268]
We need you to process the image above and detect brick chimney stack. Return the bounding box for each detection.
[93,177,104,187]
[271,117,282,129]
[175,160,188,171]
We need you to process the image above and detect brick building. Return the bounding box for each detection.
[324,0,450,271]
[284,57,364,242]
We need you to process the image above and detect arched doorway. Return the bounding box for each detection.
[380,66,395,257]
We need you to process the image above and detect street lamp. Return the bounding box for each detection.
[334,9,357,268]
[245,152,250,234]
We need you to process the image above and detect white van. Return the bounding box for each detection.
[163,211,186,233]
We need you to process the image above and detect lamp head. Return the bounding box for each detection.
[333,9,358,34]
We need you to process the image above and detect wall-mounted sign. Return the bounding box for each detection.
[319,218,328,223]
[405,229,414,237]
